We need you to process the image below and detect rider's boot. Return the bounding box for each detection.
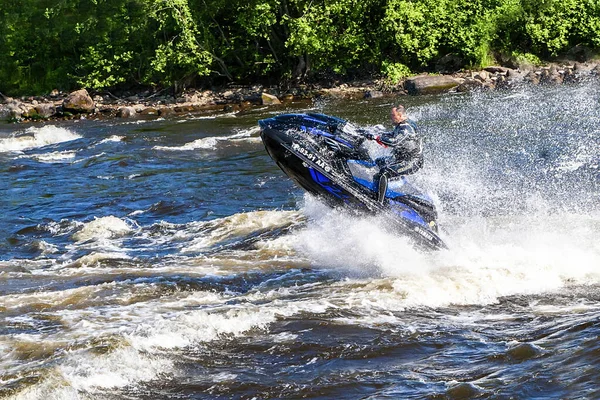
[377,171,389,204]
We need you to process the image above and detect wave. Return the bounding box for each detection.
[0,125,81,153]
[71,216,134,242]
[290,196,600,308]
[28,150,77,163]
[154,126,260,151]
[3,287,334,397]
[97,135,126,145]
[179,210,303,252]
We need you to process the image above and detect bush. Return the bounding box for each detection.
[1,0,599,96]
[381,61,412,84]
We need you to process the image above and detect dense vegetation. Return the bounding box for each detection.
[1,0,599,95]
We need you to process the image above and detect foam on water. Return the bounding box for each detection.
[71,216,134,242]
[3,286,337,396]
[3,83,600,399]
[97,135,125,144]
[180,210,302,252]
[0,126,81,153]
[291,157,600,309]
[26,151,78,163]
[154,126,260,151]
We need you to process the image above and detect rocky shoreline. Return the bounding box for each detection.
[2,61,600,123]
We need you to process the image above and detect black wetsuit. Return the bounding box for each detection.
[374,119,423,203]
[376,119,423,175]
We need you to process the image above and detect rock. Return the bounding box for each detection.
[446,383,482,399]
[117,106,137,118]
[456,78,485,92]
[591,64,600,76]
[261,92,281,105]
[435,54,463,73]
[404,75,460,95]
[364,90,384,99]
[540,66,563,84]
[63,89,95,113]
[158,107,175,117]
[35,103,56,118]
[183,92,201,103]
[0,106,10,120]
[484,66,510,74]
[475,70,490,81]
[139,107,158,116]
[174,105,194,113]
[49,89,60,98]
[7,103,23,120]
[240,100,253,109]
[506,342,542,361]
[495,74,511,89]
[21,106,39,119]
[525,71,540,85]
[563,67,578,83]
[567,45,593,62]
[505,68,526,83]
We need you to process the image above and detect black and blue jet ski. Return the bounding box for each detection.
[259,113,446,251]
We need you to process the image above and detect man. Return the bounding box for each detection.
[366,104,423,204]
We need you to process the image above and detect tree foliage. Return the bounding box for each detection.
[0,0,599,95]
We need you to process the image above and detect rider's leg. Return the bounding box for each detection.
[377,169,390,204]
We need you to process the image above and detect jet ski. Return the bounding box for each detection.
[258,113,446,251]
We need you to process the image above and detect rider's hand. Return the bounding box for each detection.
[365,133,376,140]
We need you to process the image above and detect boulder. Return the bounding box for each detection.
[404,75,460,95]
[567,45,593,62]
[484,66,510,74]
[139,107,158,116]
[494,74,511,89]
[475,70,490,81]
[0,106,10,120]
[364,90,384,99]
[2,100,28,120]
[158,107,175,117]
[35,103,57,119]
[63,89,95,113]
[563,67,578,83]
[540,66,563,84]
[456,78,485,93]
[7,104,23,120]
[261,92,281,105]
[434,54,463,73]
[524,71,540,85]
[21,105,40,119]
[117,106,137,118]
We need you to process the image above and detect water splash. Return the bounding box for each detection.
[154,126,260,151]
[0,126,81,152]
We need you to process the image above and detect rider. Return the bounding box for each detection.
[366,104,423,204]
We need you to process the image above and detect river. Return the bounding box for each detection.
[1,82,599,399]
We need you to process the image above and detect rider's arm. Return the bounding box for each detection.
[378,121,417,146]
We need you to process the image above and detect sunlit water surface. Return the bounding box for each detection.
[1,83,600,399]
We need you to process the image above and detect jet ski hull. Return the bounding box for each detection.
[259,113,447,251]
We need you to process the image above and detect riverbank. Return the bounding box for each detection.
[2,61,600,123]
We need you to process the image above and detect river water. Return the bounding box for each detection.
[1,82,599,399]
